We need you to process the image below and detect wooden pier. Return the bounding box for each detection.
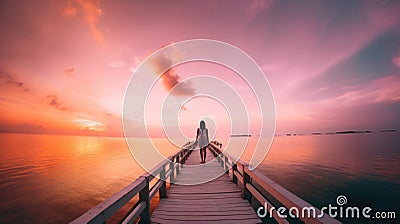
[151,147,260,224]
[71,141,341,224]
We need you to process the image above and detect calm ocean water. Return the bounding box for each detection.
[0,132,398,223]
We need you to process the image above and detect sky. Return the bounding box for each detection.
[0,0,399,137]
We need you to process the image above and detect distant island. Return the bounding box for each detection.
[230,134,251,137]
[334,130,371,135]
[280,129,397,137]
[323,130,373,135]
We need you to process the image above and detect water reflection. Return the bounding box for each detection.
[248,133,400,222]
[0,132,398,223]
[0,133,141,223]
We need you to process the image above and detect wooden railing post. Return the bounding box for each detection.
[243,167,252,203]
[240,164,251,200]
[180,151,184,168]
[224,156,228,174]
[159,164,167,198]
[169,159,175,184]
[232,163,238,184]
[138,175,150,224]
[184,150,187,166]
[176,156,180,174]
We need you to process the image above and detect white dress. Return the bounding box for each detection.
[197,128,209,148]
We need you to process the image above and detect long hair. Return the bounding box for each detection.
[199,120,206,130]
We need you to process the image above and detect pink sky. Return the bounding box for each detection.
[0,0,399,137]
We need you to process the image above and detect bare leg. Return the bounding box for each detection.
[200,149,203,163]
[201,148,206,163]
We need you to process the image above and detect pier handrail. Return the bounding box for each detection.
[70,145,192,224]
[208,142,341,224]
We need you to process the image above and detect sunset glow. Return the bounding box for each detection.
[1,0,399,137]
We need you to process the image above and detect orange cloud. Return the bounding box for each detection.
[64,67,75,73]
[47,95,68,111]
[0,70,24,88]
[76,118,107,132]
[151,56,195,96]
[63,0,104,44]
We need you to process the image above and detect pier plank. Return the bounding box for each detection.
[151,149,261,224]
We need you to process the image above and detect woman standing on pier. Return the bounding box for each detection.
[196,120,209,163]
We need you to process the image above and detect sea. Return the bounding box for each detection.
[0,132,398,223]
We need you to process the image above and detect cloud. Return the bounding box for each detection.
[248,0,273,17]
[0,70,24,88]
[47,95,61,108]
[150,55,195,96]
[63,2,78,16]
[20,123,44,130]
[64,67,75,73]
[394,55,400,68]
[296,30,400,102]
[109,61,125,69]
[47,95,67,110]
[320,74,400,106]
[76,118,107,132]
[63,0,104,44]
[129,57,142,73]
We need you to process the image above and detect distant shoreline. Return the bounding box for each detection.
[281,129,397,137]
[0,129,397,138]
[230,134,251,137]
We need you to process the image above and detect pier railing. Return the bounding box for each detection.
[70,143,192,224]
[208,142,341,224]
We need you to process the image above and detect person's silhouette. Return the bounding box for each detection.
[196,120,209,164]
